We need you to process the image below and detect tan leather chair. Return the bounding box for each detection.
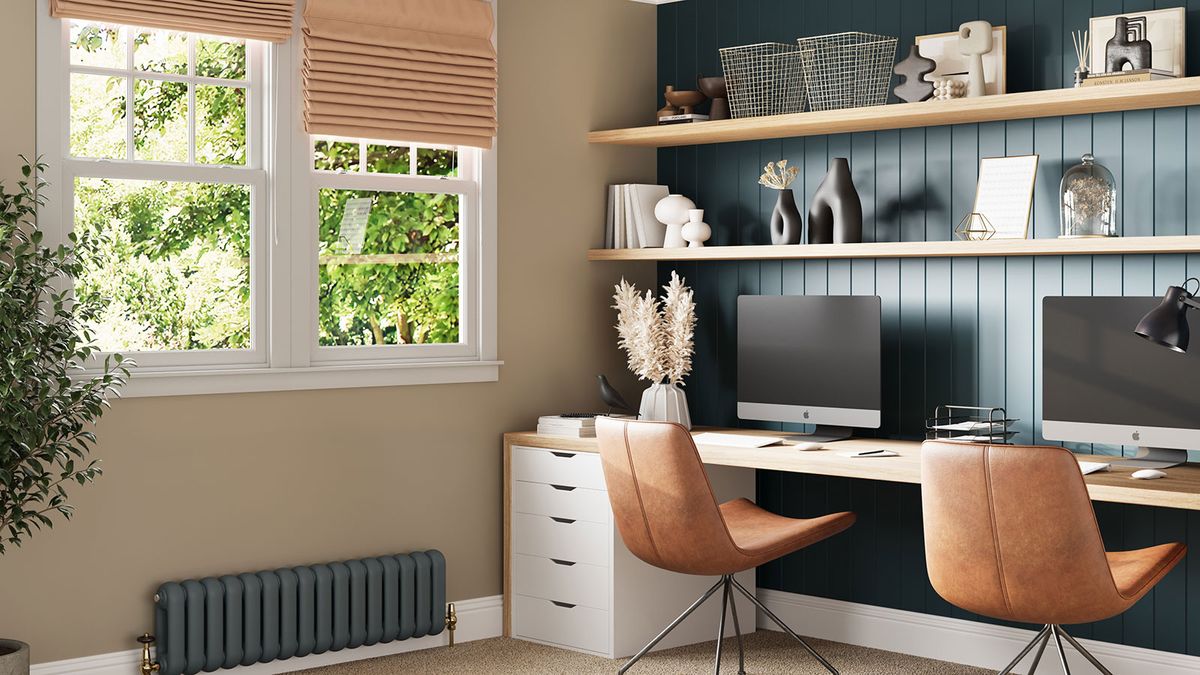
[922,441,1187,674]
[596,417,856,674]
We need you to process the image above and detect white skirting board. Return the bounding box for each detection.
[30,595,503,675]
[758,589,1200,675]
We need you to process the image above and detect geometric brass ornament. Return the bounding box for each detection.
[955,211,996,241]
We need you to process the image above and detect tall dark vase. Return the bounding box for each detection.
[807,158,862,244]
[770,189,803,245]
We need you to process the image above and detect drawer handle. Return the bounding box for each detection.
[550,517,576,524]
[550,451,576,458]
[551,601,577,609]
[550,484,577,492]
[550,558,576,567]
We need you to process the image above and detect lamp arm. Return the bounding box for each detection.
[1183,296,1200,310]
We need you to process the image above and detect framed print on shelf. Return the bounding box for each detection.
[973,155,1039,240]
[915,25,1008,95]
[1089,7,1185,77]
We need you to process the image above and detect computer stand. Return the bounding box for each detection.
[795,425,853,444]
[1113,447,1189,470]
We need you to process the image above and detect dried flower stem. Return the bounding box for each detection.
[612,271,696,385]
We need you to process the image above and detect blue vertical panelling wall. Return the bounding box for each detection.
[655,0,1200,655]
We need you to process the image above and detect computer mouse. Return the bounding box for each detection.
[1131,469,1167,480]
[793,442,824,451]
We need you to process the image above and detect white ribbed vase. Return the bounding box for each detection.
[638,382,691,429]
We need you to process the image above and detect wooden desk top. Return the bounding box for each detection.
[504,429,1200,512]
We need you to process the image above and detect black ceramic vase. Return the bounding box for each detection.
[770,189,803,245]
[807,158,862,244]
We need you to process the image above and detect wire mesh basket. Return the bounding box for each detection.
[718,42,807,119]
[796,32,898,112]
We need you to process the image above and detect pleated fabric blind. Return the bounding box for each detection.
[302,0,497,149]
[49,0,295,43]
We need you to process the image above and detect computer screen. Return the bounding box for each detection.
[1043,296,1200,453]
[737,295,881,432]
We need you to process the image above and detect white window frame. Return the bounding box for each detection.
[34,0,500,396]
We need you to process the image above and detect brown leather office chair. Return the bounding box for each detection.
[921,441,1187,674]
[596,417,856,674]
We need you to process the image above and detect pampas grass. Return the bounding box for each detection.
[612,271,696,385]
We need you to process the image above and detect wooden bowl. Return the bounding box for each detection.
[664,89,707,115]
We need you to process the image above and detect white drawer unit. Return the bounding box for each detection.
[506,442,756,659]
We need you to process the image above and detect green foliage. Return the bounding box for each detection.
[0,158,129,555]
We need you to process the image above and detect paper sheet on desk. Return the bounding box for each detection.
[838,449,900,458]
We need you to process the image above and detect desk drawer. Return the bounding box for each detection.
[512,553,609,610]
[513,481,611,523]
[513,593,609,655]
[512,512,609,567]
[512,447,606,490]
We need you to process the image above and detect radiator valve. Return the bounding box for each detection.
[446,603,458,647]
[137,634,160,675]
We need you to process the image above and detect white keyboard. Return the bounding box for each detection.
[691,432,784,448]
[1078,461,1111,475]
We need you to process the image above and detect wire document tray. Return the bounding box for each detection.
[796,32,898,112]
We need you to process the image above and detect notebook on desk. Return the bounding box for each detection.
[692,432,784,448]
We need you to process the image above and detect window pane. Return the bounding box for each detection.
[70,73,127,159]
[196,37,246,80]
[133,29,187,75]
[416,147,458,177]
[70,22,124,69]
[134,79,188,162]
[366,144,410,174]
[196,85,247,165]
[318,189,460,346]
[74,178,251,352]
[313,140,359,172]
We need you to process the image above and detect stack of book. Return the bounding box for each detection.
[1081,68,1176,87]
[605,184,669,249]
[537,414,598,438]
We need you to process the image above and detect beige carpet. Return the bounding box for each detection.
[293,631,992,674]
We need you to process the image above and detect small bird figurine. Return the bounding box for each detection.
[597,374,634,415]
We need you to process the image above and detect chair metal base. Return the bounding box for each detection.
[617,575,838,675]
[998,624,1113,675]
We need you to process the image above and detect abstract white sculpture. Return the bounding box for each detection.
[958,20,993,98]
[653,194,696,248]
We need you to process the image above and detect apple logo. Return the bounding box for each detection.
[1132,431,1141,441]
[803,410,810,419]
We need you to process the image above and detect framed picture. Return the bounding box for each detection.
[973,155,1038,240]
[915,25,1007,95]
[1089,7,1185,76]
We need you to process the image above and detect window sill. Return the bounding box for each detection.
[103,360,503,398]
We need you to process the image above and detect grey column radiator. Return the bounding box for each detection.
[152,550,446,675]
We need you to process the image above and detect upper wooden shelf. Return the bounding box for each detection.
[586,235,1200,262]
[588,77,1200,147]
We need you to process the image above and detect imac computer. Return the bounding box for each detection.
[737,295,882,442]
[1043,296,1200,468]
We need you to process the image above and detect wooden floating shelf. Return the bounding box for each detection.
[588,77,1200,147]
[587,235,1200,262]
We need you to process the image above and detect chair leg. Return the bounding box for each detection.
[729,576,839,674]
[618,577,725,675]
[1026,627,1052,674]
[725,576,747,675]
[713,579,729,675]
[1051,626,1072,675]
[998,625,1052,675]
[1054,626,1114,675]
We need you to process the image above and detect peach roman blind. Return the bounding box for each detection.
[49,0,296,43]
[302,0,497,149]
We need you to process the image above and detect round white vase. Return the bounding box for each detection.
[638,382,692,429]
[681,209,711,247]
[654,194,696,249]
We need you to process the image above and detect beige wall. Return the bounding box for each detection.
[0,0,657,662]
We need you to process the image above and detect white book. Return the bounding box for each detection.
[621,185,640,248]
[537,415,597,428]
[613,185,626,248]
[626,184,669,248]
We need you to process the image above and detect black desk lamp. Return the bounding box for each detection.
[1135,278,1200,353]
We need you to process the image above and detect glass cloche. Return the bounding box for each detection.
[1059,153,1117,238]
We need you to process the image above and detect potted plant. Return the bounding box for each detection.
[0,159,128,673]
[611,271,696,428]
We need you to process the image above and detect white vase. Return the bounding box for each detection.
[681,209,711,247]
[654,194,696,249]
[638,382,691,429]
